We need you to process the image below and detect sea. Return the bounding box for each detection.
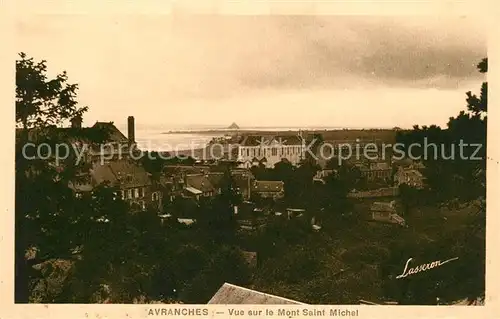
[116,125,346,152]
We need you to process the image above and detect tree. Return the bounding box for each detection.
[396,58,487,202]
[386,58,487,303]
[15,54,145,303]
[398,183,419,217]
[250,162,271,180]
[16,52,87,130]
[466,58,487,114]
[139,151,168,176]
[381,225,485,304]
[15,53,92,302]
[179,246,251,303]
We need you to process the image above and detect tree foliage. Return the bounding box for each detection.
[396,58,487,202]
[16,52,87,129]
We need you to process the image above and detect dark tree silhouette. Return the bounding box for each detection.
[396,58,487,202]
[15,53,91,302]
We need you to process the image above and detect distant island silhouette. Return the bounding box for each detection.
[228,122,240,130]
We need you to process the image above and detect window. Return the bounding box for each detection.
[127,189,132,199]
[139,187,145,197]
[120,190,124,199]
[246,149,250,157]
[152,192,159,201]
[134,188,139,198]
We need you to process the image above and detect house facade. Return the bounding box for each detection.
[357,161,392,182]
[370,201,405,226]
[183,173,222,200]
[236,135,306,169]
[17,115,137,169]
[69,159,162,212]
[347,187,399,199]
[251,180,285,200]
[19,115,160,211]
[159,165,255,203]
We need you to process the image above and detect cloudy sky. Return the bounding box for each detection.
[16,14,487,129]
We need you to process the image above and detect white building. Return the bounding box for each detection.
[236,135,307,168]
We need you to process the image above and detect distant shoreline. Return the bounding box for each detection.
[162,128,402,135]
[141,128,403,153]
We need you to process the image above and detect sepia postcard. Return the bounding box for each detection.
[1,0,499,318]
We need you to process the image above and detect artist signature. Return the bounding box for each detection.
[396,257,459,279]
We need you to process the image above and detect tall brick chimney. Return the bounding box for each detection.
[127,116,135,145]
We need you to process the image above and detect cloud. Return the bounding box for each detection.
[235,16,487,91]
[16,14,487,128]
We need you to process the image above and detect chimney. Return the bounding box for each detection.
[127,116,135,145]
[71,115,83,129]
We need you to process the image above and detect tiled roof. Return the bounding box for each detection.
[207,172,225,188]
[231,169,254,179]
[208,283,305,305]
[252,180,284,193]
[163,165,210,175]
[238,135,264,146]
[185,174,215,193]
[16,122,128,145]
[91,160,152,188]
[280,135,303,145]
[92,122,128,143]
